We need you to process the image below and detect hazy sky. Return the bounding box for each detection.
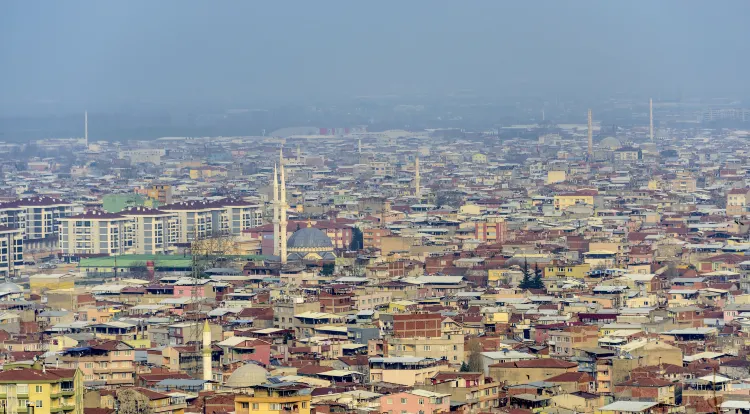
[2,1,749,113]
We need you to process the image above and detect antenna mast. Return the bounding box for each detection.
[587,109,593,158]
[649,98,654,141]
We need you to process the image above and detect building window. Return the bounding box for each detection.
[240,402,249,409]
[35,386,42,393]
[35,401,43,408]
[419,399,424,405]
[401,398,407,404]
[252,403,259,410]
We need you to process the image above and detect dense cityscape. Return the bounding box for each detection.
[4,2,750,414]
[0,97,749,414]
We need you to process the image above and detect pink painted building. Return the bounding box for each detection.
[217,337,272,366]
[173,280,214,299]
[379,390,450,414]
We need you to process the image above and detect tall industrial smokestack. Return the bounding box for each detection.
[649,98,654,141]
[587,109,593,157]
[415,157,421,199]
[84,110,88,146]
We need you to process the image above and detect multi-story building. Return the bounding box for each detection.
[235,384,311,414]
[417,372,500,412]
[613,147,642,162]
[160,200,224,242]
[544,263,591,279]
[273,296,320,331]
[121,207,179,254]
[0,197,76,241]
[379,390,450,414]
[118,148,166,164]
[727,188,750,216]
[554,190,597,211]
[95,387,187,414]
[0,226,23,277]
[363,227,390,249]
[59,340,135,388]
[386,334,465,364]
[549,325,599,358]
[58,211,133,256]
[146,184,174,205]
[369,357,444,386]
[220,199,264,235]
[293,311,345,338]
[0,366,84,414]
[473,217,507,244]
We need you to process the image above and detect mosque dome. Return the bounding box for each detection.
[287,227,334,250]
[225,363,268,388]
[599,136,622,150]
[0,282,23,295]
[285,224,337,262]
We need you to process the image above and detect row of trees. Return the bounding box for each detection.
[519,259,545,290]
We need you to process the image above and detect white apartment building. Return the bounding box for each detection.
[161,199,263,243]
[160,201,224,243]
[58,211,134,256]
[0,226,23,277]
[221,199,264,235]
[0,197,75,241]
[118,148,166,164]
[121,207,180,255]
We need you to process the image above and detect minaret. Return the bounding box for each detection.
[202,320,212,389]
[415,156,421,199]
[272,164,280,257]
[358,138,362,154]
[649,98,654,141]
[587,109,593,157]
[279,150,288,264]
[84,110,88,147]
[296,144,301,163]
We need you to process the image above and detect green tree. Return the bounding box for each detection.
[350,227,364,250]
[532,263,545,289]
[519,258,532,289]
[459,361,470,372]
[320,262,335,276]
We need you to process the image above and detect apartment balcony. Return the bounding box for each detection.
[152,403,188,414]
[107,378,134,385]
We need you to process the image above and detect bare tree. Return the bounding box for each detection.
[129,261,150,279]
[116,389,154,414]
[190,233,242,274]
[466,337,483,372]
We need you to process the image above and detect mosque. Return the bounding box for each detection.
[270,150,336,265]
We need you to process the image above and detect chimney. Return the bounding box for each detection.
[146,261,155,281]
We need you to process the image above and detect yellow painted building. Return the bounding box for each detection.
[189,166,228,180]
[471,153,488,163]
[29,274,75,295]
[544,263,591,279]
[553,190,596,210]
[387,300,417,313]
[235,385,311,414]
[0,366,84,414]
[547,170,566,184]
